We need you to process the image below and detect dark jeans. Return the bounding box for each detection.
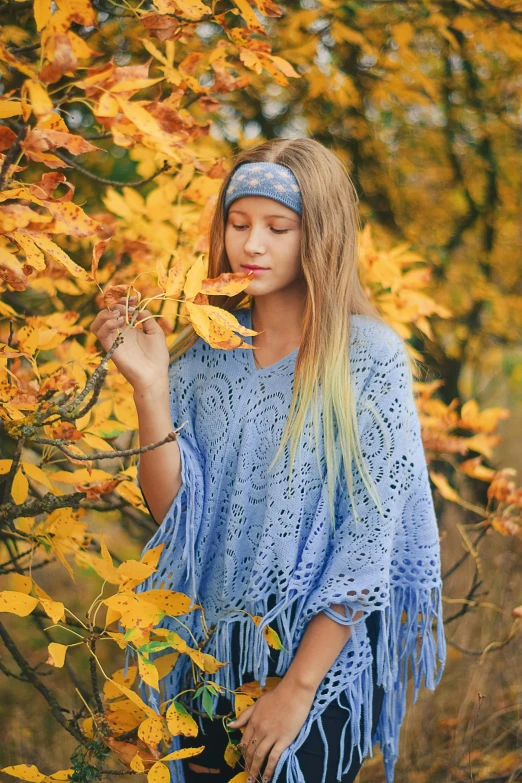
[180,609,384,783]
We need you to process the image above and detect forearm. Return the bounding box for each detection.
[281,604,364,695]
[134,383,182,527]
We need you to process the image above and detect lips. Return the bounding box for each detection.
[242,264,268,270]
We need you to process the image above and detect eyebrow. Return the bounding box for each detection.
[229,209,299,222]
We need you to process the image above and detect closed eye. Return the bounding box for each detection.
[231,225,289,234]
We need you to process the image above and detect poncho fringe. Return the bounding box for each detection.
[132,309,446,783]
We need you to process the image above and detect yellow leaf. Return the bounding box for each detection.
[138,715,165,746]
[109,679,159,719]
[51,468,113,484]
[37,200,100,238]
[21,232,93,282]
[0,460,13,474]
[115,97,172,145]
[234,692,254,718]
[9,231,46,271]
[154,651,179,680]
[0,101,24,118]
[140,543,165,570]
[224,740,241,767]
[22,462,54,490]
[39,597,66,624]
[392,21,414,47]
[147,762,170,783]
[46,642,68,668]
[138,653,160,692]
[226,772,249,783]
[199,304,256,337]
[429,472,465,504]
[1,765,46,783]
[100,538,119,581]
[81,432,116,453]
[161,747,206,761]
[103,665,138,700]
[115,479,148,511]
[130,754,145,773]
[11,574,33,594]
[109,77,165,93]
[166,701,199,736]
[232,0,264,31]
[116,559,156,587]
[12,469,29,503]
[154,0,209,21]
[45,769,73,782]
[17,325,39,356]
[24,80,53,118]
[82,717,94,738]
[139,589,198,617]
[68,30,98,59]
[185,302,211,341]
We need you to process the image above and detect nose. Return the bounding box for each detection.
[243,225,266,257]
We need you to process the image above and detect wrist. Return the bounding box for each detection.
[133,378,169,403]
[133,376,170,409]
[279,667,319,699]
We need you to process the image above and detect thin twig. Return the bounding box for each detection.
[53,151,171,187]
[32,427,182,462]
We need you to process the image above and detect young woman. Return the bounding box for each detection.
[91,138,446,783]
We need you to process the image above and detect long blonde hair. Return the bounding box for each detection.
[169,138,416,532]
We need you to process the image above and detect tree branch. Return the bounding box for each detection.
[53,151,172,188]
[0,620,88,744]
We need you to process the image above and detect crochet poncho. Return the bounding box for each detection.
[135,305,446,783]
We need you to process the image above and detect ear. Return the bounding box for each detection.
[228,704,254,728]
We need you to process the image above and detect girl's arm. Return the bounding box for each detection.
[134,383,182,526]
[280,603,364,693]
[231,604,364,782]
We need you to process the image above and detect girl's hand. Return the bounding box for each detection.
[89,296,170,396]
[229,679,316,782]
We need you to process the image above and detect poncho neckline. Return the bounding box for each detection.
[242,305,300,375]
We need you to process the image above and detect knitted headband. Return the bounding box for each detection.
[224,162,302,216]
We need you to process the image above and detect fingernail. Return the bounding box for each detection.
[129,296,137,301]
[117,315,124,321]
[247,778,252,783]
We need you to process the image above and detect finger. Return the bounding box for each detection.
[260,743,286,782]
[99,313,127,338]
[243,727,263,771]
[106,302,137,319]
[134,309,162,334]
[247,738,274,782]
[229,704,254,729]
[90,311,120,337]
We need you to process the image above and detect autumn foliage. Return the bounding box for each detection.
[0,0,521,780]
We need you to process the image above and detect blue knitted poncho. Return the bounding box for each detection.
[135,305,446,783]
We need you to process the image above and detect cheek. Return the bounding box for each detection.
[224,228,238,259]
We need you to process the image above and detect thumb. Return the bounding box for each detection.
[134,309,163,335]
[228,705,254,728]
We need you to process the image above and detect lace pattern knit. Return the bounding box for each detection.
[133,306,446,783]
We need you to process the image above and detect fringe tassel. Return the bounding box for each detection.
[373,583,446,783]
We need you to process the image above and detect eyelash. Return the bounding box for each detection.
[232,225,289,234]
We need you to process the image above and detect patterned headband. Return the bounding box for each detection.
[224,162,302,216]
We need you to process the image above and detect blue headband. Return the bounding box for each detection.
[224,162,302,216]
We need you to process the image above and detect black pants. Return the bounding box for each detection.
[180,610,384,783]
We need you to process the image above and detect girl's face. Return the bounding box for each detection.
[225,196,303,295]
